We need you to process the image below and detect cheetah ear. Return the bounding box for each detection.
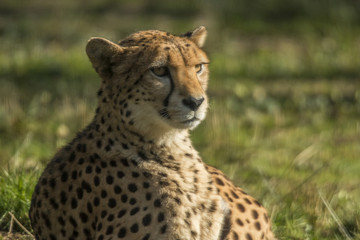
[183,26,207,48]
[86,37,124,78]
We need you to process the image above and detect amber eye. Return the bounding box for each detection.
[151,67,169,77]
[195,64,203,74]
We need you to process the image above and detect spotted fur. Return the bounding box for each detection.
[29,27,275,240]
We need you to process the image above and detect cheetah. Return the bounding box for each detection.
[29,26,275,240]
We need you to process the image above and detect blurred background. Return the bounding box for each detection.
[0,0,359,239]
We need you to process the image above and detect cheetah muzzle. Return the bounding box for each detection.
[29,26,276,240]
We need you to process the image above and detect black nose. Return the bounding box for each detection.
[182,96,205,111]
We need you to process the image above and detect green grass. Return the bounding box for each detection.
[1,0,360,239]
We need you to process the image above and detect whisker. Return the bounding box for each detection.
[159,108,170,119]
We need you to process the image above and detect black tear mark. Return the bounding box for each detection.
[163,71,174,107]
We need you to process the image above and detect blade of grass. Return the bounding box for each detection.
[318,190,353,240]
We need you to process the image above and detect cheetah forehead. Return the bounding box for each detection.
[119,30,209,67]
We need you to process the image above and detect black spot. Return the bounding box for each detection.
[209,201,217,212]
[231,190,239,199]
[36,199,42,208]
[60,191,67,204]
[49,198,59,209]
[128,183,137,192]
[69,151,76,162]
[255,221,261,230]
[49,178,56,189]
[233,231,239,240]
[154,199,161,207]
[160,224,167,234]
[236,218,244,226]
[121,194,128,203]
[132,172,140,178]
[108,198,117,208]
[96,140,102,149]
[71,170,77,180]
[61,172,68,182]
[121,143,129,149]
[101,210,107,219]
[105,145,111,151]
[78,158,84,164]
[106,226,113,235]
[71,198,78,209]
[158,212,165,222]
[101,190,107,198]
[117,209,126,218]
[121,158,129,167]
[100,159,107,168]
[79,212,88,223]
[143,182,150,189]
[254,200,262,207]
[142,234,151,240]
[130,207,140,215]
[86,165,93,174]
[174,197,181,205]
[129,198,137,205]
[159,181,169,186]
[82,180,92,193]
[57,216,65,226]
[69,216,77,228]
[40,178,47,185]
[43,189,49,198]
[94,176,100,186]
[83,228,91,237]
[87,132,94,139]
[93,197,100,206]
[145,192,152,201]
[215,178,225,186]
[76,188,84,199]
[117,171,125,178]
[245,198,252,204]
[143,171,152,178]
[252,210,259,219]
[107,214,114,222]
[87,202,93,213]
[264,213,269,223]
[117,227,126,238]
[97,222,103,231]
[142,214,151,226]
[246,233,253,240]
[125,111,131,117]
[114,185,122,194]
[106,175,114,184]
[137,151,147,160]
[191,231,198,237]
[76,143,87,153]
[237,203,245,212]
[130,223,139,233]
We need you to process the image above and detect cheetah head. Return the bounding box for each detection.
[86,27,209,137]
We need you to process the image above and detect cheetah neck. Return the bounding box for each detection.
[89,105,194,155]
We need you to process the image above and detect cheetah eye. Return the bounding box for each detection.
[195,64,203,74]
[151,67,169,77]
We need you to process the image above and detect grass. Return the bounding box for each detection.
[0,0,360,239]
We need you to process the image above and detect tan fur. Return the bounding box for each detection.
[29,27,275,240]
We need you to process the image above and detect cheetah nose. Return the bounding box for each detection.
[182,96,205,111]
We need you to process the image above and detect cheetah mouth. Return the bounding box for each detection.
[181,117,200,124]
